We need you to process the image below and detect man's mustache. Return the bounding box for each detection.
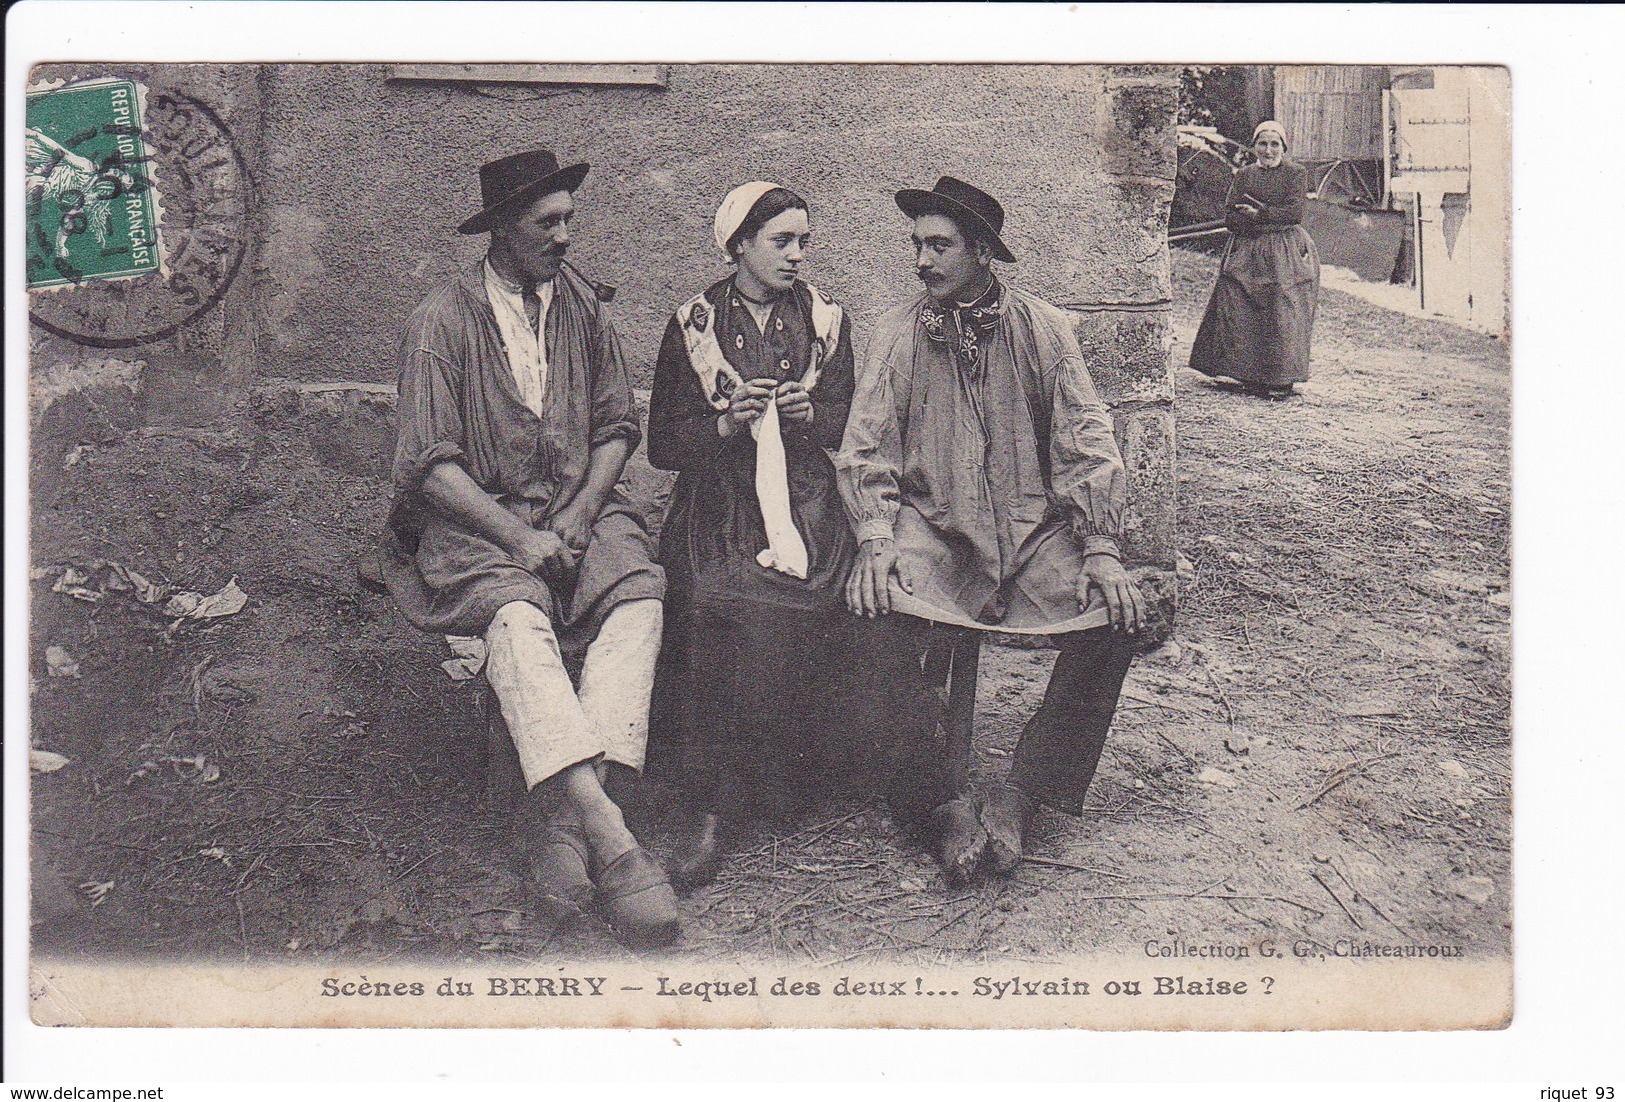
[917,270,942,283]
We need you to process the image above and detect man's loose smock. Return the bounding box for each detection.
[836,285,1127,633]
[379,262,664,650]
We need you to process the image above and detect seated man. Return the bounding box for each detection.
[837,176,1148,885]
[378,149,677,946]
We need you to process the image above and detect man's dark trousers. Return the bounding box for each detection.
[855,612,1135,825]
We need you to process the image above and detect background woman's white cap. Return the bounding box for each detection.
[1252,120,1288,148]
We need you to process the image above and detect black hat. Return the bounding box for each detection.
[458,149,590,235]
[895,176,1016,263]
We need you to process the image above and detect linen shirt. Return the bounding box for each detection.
[483,261,555,418]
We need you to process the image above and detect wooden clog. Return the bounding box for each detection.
[594,845,680,948]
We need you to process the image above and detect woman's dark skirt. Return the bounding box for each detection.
[656,596,856,820]
[1190,225,1321,387]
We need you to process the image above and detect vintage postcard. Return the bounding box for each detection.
[21,55,1511,1033]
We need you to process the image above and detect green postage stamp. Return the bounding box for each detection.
[25,78,163,290]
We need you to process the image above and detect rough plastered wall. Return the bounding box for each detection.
[251,62,1178,571]
[29,62,1177,588]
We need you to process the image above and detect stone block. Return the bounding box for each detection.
[1108,176,1179,240]
[1129,565,1179,648]
[32,384,144,489]
[1059,177,1175,305]
[29,357,143,424]
[1073,309,1174,405]
[1107,65,1179,84]
[1102,75,1179,181]
[1113,405,1176,567]
[29,358,146,491]
[248,381,399,479]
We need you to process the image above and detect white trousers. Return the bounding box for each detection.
[482,598,662,789]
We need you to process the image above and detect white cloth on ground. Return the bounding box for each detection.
[481,598,662,787]
[440,635,487,680]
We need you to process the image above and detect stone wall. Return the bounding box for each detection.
[30,62,1179,597]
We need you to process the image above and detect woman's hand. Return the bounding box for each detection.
[1233,201,1262,217]
[775,380,814,423]
[727,377,778,430]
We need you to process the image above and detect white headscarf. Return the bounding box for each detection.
[1252,120,1288,149]
[713,181,785,257]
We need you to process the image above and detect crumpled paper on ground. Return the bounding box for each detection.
[44,646,80,678]
[48,561,167,605]
[31,750,72,773]
[165,576,248,620]
[44,561,249,623]
[441,636,488,681]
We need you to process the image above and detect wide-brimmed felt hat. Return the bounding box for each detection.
[895,176,1016,263]
[458,149,590,235]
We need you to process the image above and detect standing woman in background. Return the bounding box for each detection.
[647,182,857,891]
[1189,120,1321,399]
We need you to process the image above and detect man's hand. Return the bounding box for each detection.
[547,497,596,555]
[511,527,579,584]
[846,537,913,618]
[774,380,814,423]
[727,377,779,430]
[1078,552,1146,634]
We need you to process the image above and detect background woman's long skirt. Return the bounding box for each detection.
[1189,225,1320,387]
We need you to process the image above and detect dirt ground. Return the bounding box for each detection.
[28,246,1511,968]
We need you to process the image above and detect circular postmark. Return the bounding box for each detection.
[27,82,254,349]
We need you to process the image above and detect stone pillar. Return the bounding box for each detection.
[1079,66,1179,634]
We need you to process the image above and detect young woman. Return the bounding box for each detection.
[1189,120,1322,399]
[648,182,857,890]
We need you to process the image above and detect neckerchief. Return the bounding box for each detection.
[919,275,1003,377]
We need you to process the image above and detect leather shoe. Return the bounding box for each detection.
[519,822,594,926]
